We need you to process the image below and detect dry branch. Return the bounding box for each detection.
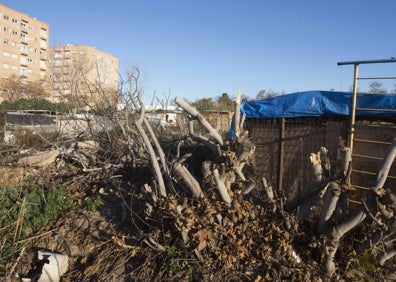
[212,168,232,205]
[175,97,224,146]
[317,181,341,234]
[372,138,396,195]
[130,90,167,197]
[234,90,241,142]
[324,138,396,275]
[378,250,396,266]
[188,120,219,156]
[172,160,204,198]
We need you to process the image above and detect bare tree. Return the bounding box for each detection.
[369,81,388,94]
[256,89,280,100]
[0,74,49,102]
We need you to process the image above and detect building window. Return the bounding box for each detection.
[54,52,62,59]
[20,22,27,31]
[39,39,47,48]
[21,45,31,53]
[40,28,47,38]
[3,15,9,20]
[12,18,18,23]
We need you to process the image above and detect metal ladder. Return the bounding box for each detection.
[337,58,396,191]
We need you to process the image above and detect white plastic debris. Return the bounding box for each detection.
[37,250,69,282]
[291,249,302,264]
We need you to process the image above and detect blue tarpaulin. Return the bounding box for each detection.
[229,90,396,140]
[241,90,396,118]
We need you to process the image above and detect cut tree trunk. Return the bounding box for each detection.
[175,97,224,146]
[324,138,396,275]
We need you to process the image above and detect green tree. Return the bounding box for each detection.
[193,97,216,113]
[0,98,71,113]
[216,93,234,110]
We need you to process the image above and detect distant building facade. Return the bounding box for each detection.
[0,4,119,108]
[0,4,49,83]
[48,45,119,108]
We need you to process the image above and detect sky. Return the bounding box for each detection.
[2,0,396,103]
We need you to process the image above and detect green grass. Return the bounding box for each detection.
[0,176,73,273]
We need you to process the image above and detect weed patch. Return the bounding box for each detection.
[0,177,72,272]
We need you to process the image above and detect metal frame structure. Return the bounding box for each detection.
[337,58,396,186]
[337,58,396,151]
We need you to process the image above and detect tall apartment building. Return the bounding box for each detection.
[48,45,119,108]
[0,4,48,83]
[0,4,120,108]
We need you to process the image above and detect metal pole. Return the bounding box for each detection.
[278,118,285,193]
[277,117,285,214]
[348,64,359,153]
[337,58,396,65]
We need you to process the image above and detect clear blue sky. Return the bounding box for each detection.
[3,0,396,103]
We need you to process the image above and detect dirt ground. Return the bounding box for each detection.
[1,141,395,282]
